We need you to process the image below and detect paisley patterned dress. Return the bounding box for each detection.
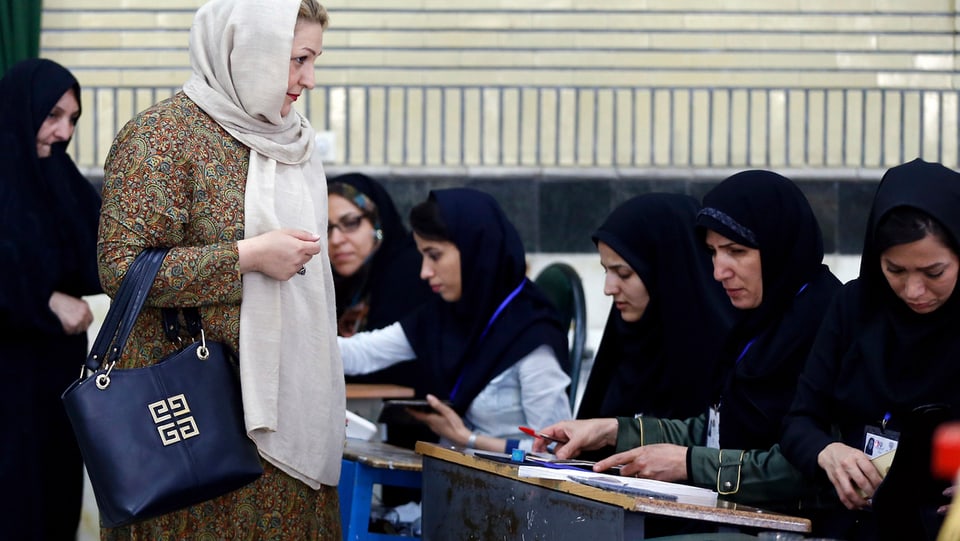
[98,92,341,540]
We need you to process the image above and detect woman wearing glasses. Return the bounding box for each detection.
[339,188,572,454]
[327,173,430,339]
[328,173,434,500]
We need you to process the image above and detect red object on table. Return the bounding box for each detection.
[932,421,960,480]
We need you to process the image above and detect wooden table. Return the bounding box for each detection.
[414,442,811,540]
[343,439,423,470]
[345,384,414,425]
[340,439,423,541]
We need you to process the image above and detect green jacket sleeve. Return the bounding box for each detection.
[615,415,705,449]
[615,417,808,509]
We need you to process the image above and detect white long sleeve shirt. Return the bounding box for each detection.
[339,322,572,451]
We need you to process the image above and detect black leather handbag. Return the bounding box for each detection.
[62,248,262,528]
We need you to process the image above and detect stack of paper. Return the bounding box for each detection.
[517,465,718,507]
[345,410,378,441]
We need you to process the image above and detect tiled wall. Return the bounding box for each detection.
[41,1,960,171]
[49,1,927,258]
[41,1,960,88]
[320,166,880,255]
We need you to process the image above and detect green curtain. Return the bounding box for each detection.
[0,0,43,75]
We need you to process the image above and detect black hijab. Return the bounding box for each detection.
[401,188,569,413]
[843,158,960,420]
[856,162,960,540]
[0,58,102,333]
[577,193,737,420]
[783,159,960,540]
[327,172,431,331]
[697,170,841,450]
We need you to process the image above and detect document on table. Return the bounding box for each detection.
[517,465,718,507]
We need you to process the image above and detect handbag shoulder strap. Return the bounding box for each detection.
[85,250,153,370]
[109,248,169,363]
[161,307,203,343]
[85,248,169,371]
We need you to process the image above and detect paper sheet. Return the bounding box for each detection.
[517,465,718,506]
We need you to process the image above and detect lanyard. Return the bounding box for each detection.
[449,279,526,401]
[734,338,756,365]
[479,280,526,341]
[721,281,812,408]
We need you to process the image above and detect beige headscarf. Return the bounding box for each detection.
[183,0,345,489]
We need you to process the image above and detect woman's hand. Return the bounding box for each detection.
[817,441,884,509]
[238,228,321,280]
[595,443,688,481]
[407,394,472,446]
[531,418,618,459]
[49,291,93,335]
[939,484,956,515]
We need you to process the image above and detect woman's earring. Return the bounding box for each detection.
[374,229,383,241]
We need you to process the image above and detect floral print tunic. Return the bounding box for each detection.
[98,92,340,540]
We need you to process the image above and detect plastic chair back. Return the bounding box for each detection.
[533,262,587,408]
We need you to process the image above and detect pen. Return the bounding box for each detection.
[518,425,568,444]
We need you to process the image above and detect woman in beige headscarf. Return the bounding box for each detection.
[98,0,344,538]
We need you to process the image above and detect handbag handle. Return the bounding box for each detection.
[109,249,170,364]
[84,248,168,373]
[85,249,155,371]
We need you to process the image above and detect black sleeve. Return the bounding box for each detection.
[780,283,856,476]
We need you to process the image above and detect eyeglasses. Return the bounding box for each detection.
[328,214,366,236]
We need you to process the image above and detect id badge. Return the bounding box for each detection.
[862,424,900,458]
[706,405,720,449]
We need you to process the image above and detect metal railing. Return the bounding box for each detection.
[72,84,960,171]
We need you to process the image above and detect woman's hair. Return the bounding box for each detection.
[298,0,329,28]
[876,206,957,255]
[409,198,451,242]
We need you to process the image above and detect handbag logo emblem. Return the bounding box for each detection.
[148,394,199,446]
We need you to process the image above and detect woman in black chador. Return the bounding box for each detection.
[0,58,102,540]
[782,158,960,541]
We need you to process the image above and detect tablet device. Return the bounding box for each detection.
[377,399,452,424]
